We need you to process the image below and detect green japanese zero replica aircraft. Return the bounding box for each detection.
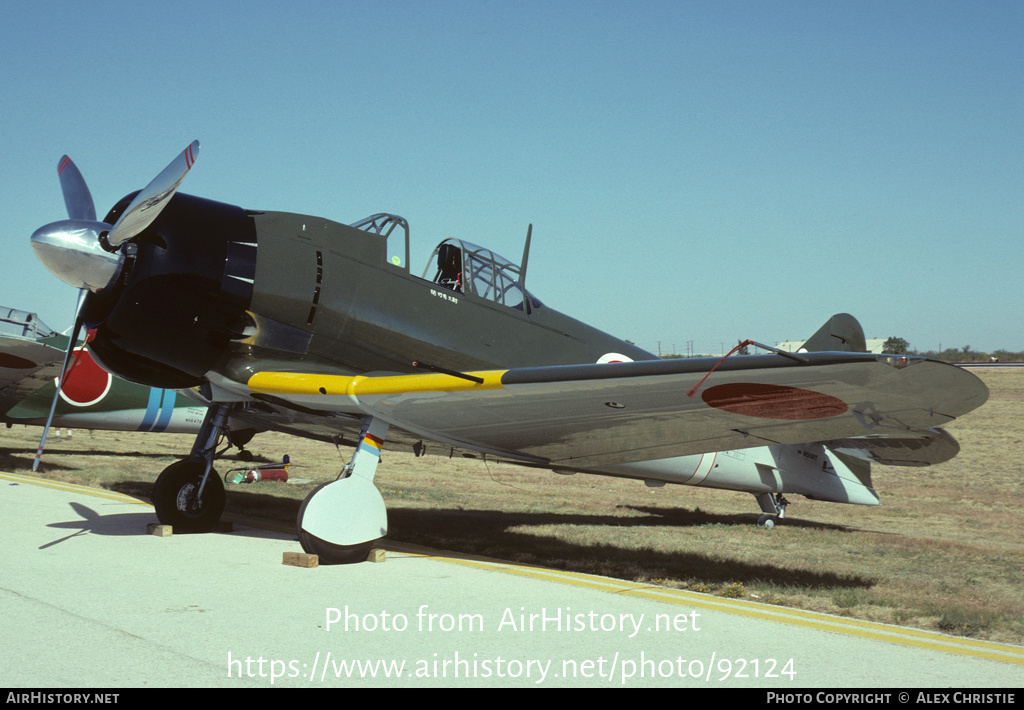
[29,141,989,563]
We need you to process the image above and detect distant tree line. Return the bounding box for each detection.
[658,338,1021,362]
[882,337,1022,363]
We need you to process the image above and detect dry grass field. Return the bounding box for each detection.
[4,367,1022,645]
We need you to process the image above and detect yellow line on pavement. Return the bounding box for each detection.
[0,471,149,505]
[383,541,1024,668]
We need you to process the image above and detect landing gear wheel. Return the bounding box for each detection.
[296,482,378,564]
[153,459,224,533]
[757,514,776,530]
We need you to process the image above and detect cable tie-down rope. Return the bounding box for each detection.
[686,340,755,398]
[686,340,810,398]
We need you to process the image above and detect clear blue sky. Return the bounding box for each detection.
[3,0,1021,355]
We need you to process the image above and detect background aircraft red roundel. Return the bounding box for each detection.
[0,353,37,369]
[56,347,112,406]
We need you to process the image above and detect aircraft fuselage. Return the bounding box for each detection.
[85,193,654,391]
[247,210,654,376]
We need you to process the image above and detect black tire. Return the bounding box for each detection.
[296,482,377,564]
[153,459,225,533]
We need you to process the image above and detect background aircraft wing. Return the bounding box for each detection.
[248,352,989,468]
[0,332,66,420]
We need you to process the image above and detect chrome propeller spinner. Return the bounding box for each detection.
[30,219,125,292]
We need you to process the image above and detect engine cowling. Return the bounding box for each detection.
[83,192,258,389]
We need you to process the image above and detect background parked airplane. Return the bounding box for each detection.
[1,306,207,435]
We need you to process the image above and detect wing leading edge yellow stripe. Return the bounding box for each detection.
[248,370,508,397]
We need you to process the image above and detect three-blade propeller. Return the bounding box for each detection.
[29,141,200,470]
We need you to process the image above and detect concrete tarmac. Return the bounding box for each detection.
[2,471,1022,689]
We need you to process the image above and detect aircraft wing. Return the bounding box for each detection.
[248,352,988,468]
[0,335,66,418]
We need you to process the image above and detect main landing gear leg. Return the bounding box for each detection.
[297,416,390,564]
[152,403,232,533]
[754,492,789,530]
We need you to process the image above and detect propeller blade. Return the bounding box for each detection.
[57,156,97,222]
[105,140,200,248]
[32,294,86,471]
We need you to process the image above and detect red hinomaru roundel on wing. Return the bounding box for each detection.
[0,353,37,369]
[56,348,112,406]
[701,382,848,420]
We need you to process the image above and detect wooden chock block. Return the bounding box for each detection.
[283,551,319,568]
[147,523,172,537]
[366,548,386,563]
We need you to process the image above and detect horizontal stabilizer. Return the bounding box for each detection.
[826,428,960,467]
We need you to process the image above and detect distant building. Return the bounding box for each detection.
[776,338,886,354]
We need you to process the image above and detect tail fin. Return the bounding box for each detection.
[800,313,866,353]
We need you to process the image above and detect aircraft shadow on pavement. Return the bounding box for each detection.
[40,501,158,549]
[39,497,290,552]
[384,506,876,591]
[41,480,875,591]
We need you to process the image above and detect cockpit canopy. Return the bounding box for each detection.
[349,214,541,312]
[424,239,541,311]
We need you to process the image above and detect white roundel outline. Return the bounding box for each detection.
[597,353,634,364]
[54,347,113,407]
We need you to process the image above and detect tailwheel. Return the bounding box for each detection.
[753,493,789,530]
[228,428,257,462]
[153,459,224,533]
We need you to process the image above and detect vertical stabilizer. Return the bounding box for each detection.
[800,313,866,353]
